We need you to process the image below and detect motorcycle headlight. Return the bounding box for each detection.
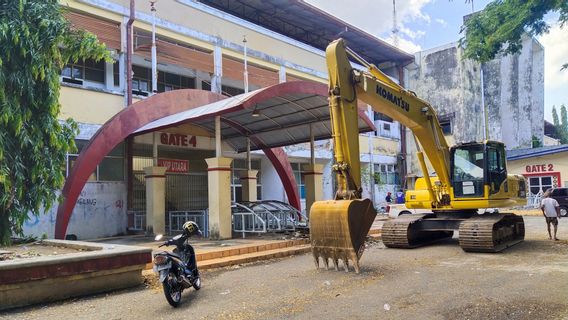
[154,255,168,265]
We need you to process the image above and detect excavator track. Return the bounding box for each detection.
[382,213,454,248]
[459,213,525,252]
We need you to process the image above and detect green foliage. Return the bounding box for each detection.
[552,104,568,144]
[460,0,568,63]
[0,0,110,245]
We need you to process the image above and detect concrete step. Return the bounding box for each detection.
[198,244,311,270]
[195,238,309,262]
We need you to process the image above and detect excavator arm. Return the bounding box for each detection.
[327,39,452,208]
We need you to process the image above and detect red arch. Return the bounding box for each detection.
[55,87,300,239]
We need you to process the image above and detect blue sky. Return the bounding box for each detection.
[306,0,567,122]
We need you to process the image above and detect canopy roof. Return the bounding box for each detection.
[135,81,375,152]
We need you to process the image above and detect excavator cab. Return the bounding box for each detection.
[450,141,508,199]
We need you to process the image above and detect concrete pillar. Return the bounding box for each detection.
[144,166,167,235]
[240,170,258,202]
[205,157,233,239]
[304,164,324,216]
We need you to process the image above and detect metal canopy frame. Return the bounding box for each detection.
[135,81,375,152]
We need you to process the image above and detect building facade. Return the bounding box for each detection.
[23,0,411,239]
[404,34,545,179]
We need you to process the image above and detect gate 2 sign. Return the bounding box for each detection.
[158,158,189,173]
[525,164,554,173]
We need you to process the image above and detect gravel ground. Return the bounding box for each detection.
[2,216,567,320]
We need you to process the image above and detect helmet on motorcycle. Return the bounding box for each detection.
[182,221,201,236]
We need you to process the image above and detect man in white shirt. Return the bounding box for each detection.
[541,189,561,241]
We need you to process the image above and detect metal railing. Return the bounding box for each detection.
[231,203,267,238]
[127,210,146,231]
[168,210,209,237]
[527,192,543,208]
[231,200,308,238]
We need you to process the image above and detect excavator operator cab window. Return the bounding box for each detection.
[451,144,485,198]
[486,143,507,194]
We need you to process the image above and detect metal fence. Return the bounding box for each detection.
[127,210,146,231]
[168,210,209,237]
[231,200,308,238]
[527,192,543,208]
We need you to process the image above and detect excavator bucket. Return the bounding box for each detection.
[310,198,377,273]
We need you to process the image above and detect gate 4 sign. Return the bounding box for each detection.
[158,158,189,173]
[160,133,197,147]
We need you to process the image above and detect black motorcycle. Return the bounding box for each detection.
[153,233,201,307]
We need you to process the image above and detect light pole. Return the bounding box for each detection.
[243,35,249,93]
[150,0,158,166]
[150,0,158,95]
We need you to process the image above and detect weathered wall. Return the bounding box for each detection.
[406,37,544,177]
[23,182,127,240]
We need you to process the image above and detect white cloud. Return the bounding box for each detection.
[399,25,426,39]
[538,23,568,91]
[538,22,568,120]
[435,18,447,27]
[383,35,423,54]
[305,0,432,53]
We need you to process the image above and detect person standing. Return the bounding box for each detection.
[385,192,392,204]
[541,189,561,240]
[396,189,405,204]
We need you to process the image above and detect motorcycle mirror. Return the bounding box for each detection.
[154,234,163,241]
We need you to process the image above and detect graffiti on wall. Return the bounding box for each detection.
[22,182,127,239]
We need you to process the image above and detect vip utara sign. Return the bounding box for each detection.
[158,158,190,173]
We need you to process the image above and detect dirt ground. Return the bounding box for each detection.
[0,242,85,261]
[2,216,567,320]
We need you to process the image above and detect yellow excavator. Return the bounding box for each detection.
[310,39,527,273]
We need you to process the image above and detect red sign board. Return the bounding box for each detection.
[158,158,189,173]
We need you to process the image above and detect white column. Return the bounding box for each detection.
[215,116,222,157]
[212,45,223,94]
[279,66,286,83]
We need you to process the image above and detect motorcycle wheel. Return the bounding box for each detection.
[193,276,201,290]
[163,273,182,307]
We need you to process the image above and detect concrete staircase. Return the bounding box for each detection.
[196,239,311,270]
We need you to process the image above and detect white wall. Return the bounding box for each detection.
[260,157,285,202]
[23,182,127,240]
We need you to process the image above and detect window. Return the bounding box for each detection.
[440,120,452,135]
[132,65,194,96]
[67,140,125,182]
[552,188,568,197]
[374,112,393,122]
[113,61,120,87]
[222,85,245,97]
[383,123,391,131]
[291,163,306,200]
[158,71,195,92]
[373,163,399,185]
[62,59,105,85]
[529,176,553,196]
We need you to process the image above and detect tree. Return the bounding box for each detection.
[552,104,568,144]
[460,0,568,65]
[0,0,110,245]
